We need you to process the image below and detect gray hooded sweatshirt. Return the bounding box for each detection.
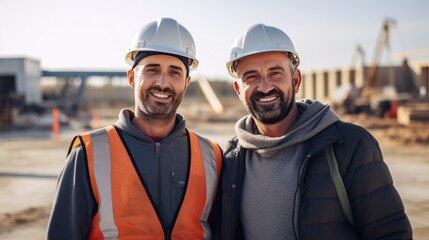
[235,99,340,240]
[47,109,191,239]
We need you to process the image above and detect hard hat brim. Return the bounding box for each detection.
[226,50,300,78]
[125,49,198,71]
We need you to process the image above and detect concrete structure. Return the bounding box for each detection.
[0,57,43,130]
[409,61,429,98]
[0,57,42,105]
[300,63,423,103]
[1,56,428,119]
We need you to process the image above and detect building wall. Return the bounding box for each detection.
[421,67,429,97]
[410,61,429,97]
[315,71,326,101]
[301,68,353,103]
[23,58,42,104]
[300,63,423,101]
[0,57,42,105]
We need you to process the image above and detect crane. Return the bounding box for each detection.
[364,18,396,90]
[341,18,397,115]
[350,44,365,68]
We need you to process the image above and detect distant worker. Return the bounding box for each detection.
[46,18,222,239]
[220,23,412,239]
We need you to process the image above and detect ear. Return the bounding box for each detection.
[233,80,241,96]
[293,68,302,93]
[127,69,135,89]
[184,76,191,89]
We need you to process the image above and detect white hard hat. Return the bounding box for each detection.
[226,23,300,78]
[125,18,198,70]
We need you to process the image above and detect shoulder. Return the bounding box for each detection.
[188,130,223,152]
[67,127,110,154]
[62,144,89,183]
[333,120,379,148]
[334,120,372,137]
[331,120,383,172]
[308,120,383,176]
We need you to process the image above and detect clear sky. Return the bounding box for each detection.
[1,0,428,80]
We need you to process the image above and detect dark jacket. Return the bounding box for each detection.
[221,120,412,239]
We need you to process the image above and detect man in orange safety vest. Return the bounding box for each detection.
[47,18,222,240]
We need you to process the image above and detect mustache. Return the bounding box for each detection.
[251,89,282,100]
[148,85,175,96]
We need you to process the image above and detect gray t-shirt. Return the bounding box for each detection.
[241,144,305,240]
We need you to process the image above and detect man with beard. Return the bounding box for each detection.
[47,18,222,240]
[220,23,412,239]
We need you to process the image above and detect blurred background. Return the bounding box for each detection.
[1,0,429,239]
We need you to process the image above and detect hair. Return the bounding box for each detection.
[233,51,297,76]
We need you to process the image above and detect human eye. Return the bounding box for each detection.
[243,74,258,84]
[270,71,282,77]
[268,66,285,78]
[268,70,285,80]
[170,70,182,77]
[144,67,158,74]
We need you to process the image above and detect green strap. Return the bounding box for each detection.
[325,145,355,227]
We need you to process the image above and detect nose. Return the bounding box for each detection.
[154,73,167,87]
[257,76,273,94]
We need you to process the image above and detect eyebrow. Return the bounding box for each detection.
[144,63,183,72]
[268,66,286,72]
[169,65,184,72]
[242,65,286,76]
[144,63,160,68]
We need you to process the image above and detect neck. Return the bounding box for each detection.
[254,105,300,137]
[132,114,176,139]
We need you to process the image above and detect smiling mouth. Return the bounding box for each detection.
[257,96,278,103]
[150,92,173,103]
[152,92,170,99]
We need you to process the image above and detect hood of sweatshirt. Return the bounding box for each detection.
[115,108,187,142]
[235,99,340,157]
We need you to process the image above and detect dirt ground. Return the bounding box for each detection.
[0,110,428,239]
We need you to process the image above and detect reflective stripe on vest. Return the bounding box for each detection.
[74,126,221,239]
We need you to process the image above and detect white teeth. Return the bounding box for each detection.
[153,93,169,98]
[259,96,276,102]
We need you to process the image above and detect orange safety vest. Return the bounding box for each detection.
[71,125,222,240]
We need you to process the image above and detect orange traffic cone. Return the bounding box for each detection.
[52,108,60,142]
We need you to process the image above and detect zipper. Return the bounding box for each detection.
[293,153,312,240]
[156,142,162,217]
[232,147,243,235]
[156,142,169,239]
[170,171,175,210]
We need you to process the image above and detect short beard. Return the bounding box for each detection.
[248,86,295,125]
[136,85,183,123]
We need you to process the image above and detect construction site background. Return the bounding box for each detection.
[1,18,429,239]
[1,86,429,238]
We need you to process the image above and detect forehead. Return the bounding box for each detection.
[237,52,290,72]
[137,54,185,69]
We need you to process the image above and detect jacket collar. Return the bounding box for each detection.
[306,121,343,156]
